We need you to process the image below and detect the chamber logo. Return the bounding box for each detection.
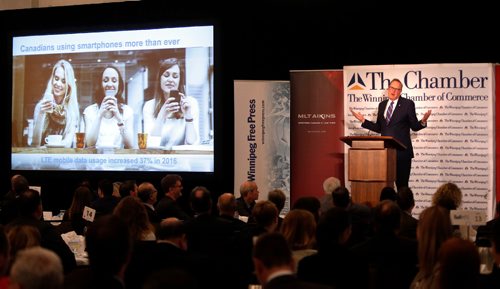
[347,73,366,90]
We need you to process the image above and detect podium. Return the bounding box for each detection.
[340,136,406,206]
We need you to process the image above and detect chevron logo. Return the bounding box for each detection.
[347,73,366,90]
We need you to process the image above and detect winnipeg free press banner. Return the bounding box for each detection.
[344,64,495,218]
[234,80,291,213]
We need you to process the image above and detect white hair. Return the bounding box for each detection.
[10,246,64,289]
[322,177,341,195]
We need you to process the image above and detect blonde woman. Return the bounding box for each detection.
[32,59,79,147]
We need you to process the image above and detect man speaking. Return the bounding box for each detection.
[351,78,432,189]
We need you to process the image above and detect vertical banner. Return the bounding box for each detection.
[289,70,344,206]
[234,80,291,213]
[344,64,495,218]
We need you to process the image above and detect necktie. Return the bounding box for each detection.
[386,101,394,123]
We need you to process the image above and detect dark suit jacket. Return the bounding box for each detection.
[399,211,418,240]
[155,195,190,220]
[265,274,333,289]
[362,96,425,159]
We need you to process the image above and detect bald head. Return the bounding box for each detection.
[218,193,237,216]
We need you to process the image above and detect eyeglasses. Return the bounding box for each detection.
[389,86,402,91]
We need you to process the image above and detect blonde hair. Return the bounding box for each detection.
[432,182,462,210]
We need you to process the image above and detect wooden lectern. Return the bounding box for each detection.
[340,136,406,206]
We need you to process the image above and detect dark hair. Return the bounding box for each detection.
[267,189,286,212]
[397,187,415,211]
[374,200,401,233]
[119,180,137,198]
[98,179,114,197]
[332,186,350,208]
[93,65,125,107]
[137,183,156,203]
[292,196,320,222]
[17,189,41,217]
[316,207,351,252]
[253,232,292,268]
[189,186,212,214]
[153,58,186,118]
[380,186,397,202]
[11,175,29,195]
[85,215,131,275]
[160,174,182,193]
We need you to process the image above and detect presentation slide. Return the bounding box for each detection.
[11,25,214,172]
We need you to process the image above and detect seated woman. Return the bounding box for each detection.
[143,57,199,149]
[84,65,134,148]
[32,59,79,147]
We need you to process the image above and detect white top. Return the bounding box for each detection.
[142,96,200,149]
[83,103,134,148]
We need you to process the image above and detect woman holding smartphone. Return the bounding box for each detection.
[83,65,134,149]
[142,57,199,149]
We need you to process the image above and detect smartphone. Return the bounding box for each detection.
[170,90,180,103]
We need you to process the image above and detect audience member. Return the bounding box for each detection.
[137,182,161,224]
[267,188,286,230]
[61,185,94,235]
[6,189,76,274]
[379,186,397,202]
[332,186,373,246]
[155,174,190,220]
[280,209,317,271]
[113,196,156,241]
[90,179,120,217]
[253,232,333,289]
[397,186,418,240]
[410,205,453,289]
[352,200,418,289]
[437,237,480,289]
[292,196,321,223]
[6,224,41,272]
[65,215,131,289]
[9,247,64,289]
[298,207,368,289]
[432,182,462,211]
[319,176,341,214]
[1,175,29,225]
[236,181,260,219]
[118,180,137,198]
[217,193,247,231]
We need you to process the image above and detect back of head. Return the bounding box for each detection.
[417,205,453,275]
[432,182,462,210]
[332,186,350,208]
[11,175,29,195]
[397,187,415,211]
[10,246,64,289]
[281,209,316,250]
[492,220,500,254]
[252,200,278,228]
[156,217,186,241]
[438,237,480,289]
[379,186,397,202]
[7,225,41,261]
[17,189,41,217]
[373,200,401,234]
[98,179,114,198]
[267,189,286,212]
[113,196,151,241]
[323,177,341,195]
[316,207,351,251]
[292,196,321,222]
[253,232,292,268]
[217,193,236,216]
[85,214,131,275]
[189,186,212,214]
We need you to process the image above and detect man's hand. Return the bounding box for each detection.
[350,108,365,123]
